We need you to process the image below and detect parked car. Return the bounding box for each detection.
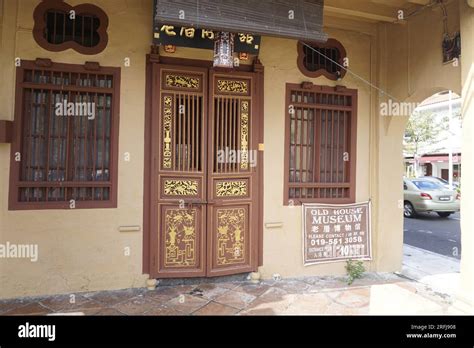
[403,178,460,218]
[420,176,460,190]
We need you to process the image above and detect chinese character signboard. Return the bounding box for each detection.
[153,22,261,55]
[302,202,372,265]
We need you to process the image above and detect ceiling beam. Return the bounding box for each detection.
[407,0,431,5]
[324,5,397,22]
[370,0,411,8]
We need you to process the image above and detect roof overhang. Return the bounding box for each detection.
[154,0,328,43]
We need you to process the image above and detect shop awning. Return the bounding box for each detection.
[405,155,462,164]
[419,155,461,164]
[154,0,328,43]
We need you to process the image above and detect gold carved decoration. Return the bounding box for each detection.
[166,74,200,89]
[162,95,173,169]
[240,101,250,170]
[216,181,247,197]
[165,209,197,267]
[217,208,246,266]
[164,180,199,196]
[217,79,248,94]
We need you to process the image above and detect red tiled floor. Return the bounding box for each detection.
[233,283,271,297]
[273,279,310,293]
[39,294,103,312]
[112,296,160,315]
[214,290,256,310]
[193,301,240,316]
[216,282,240,290]
[84,288,143,306]
[3,302,53,316]
[0,298,33,314]
[144,285,196,303]
[0,274,454,316]
[164,294,209,314]
[143,305,187,316]
[190,284,230,300]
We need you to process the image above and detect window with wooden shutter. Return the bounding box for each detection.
[284,83,357,205]
[9,59,120,210]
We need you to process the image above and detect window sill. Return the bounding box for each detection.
[8,201,117,211]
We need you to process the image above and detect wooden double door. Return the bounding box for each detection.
[150,64,260,278]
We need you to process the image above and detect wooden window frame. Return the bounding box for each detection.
[33,0,109,55]
[283,83,357,206]
[297,39,347,81]
[9,59,121,210]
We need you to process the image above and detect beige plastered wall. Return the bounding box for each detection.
[457,0,474,313]
[372,0,461,276]
[0,0,466,299]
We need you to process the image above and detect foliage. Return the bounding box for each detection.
[404,110,449,159]
[345,260,365,285]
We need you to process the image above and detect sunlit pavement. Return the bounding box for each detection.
[0,272,465,316]
[402,244,460,297]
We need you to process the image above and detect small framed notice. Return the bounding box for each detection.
[302,201,372,266]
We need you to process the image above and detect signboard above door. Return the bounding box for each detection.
[153,0,327,45]
[154,22,261,54]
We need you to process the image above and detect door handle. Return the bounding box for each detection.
[174,200,225,208]
[207,200,224,205]
[179,200,207,209]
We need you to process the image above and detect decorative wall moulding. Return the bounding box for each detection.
[33,0,109,55]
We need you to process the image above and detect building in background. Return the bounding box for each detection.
[404,91,462,182]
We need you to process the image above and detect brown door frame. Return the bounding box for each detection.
[143,53,265,278]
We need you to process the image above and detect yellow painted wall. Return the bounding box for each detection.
[1,0,152,299]
[258,29,374,278]
[0,0,465,299]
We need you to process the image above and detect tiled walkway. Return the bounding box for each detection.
[0,273,459,316]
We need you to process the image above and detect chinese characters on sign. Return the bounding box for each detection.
[302,202,372,265]
[154,23,261,55]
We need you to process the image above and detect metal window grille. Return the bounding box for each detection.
[285,84,357,204]
[45,10,101,48]
[303,45,341,75]
[11,61,120,209]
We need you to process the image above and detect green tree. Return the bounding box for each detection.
[404,110,449,176]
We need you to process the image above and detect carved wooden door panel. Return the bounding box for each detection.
[152,66,259,278]
[155,66,208,278]
[206,71,259,276]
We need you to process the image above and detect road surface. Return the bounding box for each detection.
[403,212,461,259]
